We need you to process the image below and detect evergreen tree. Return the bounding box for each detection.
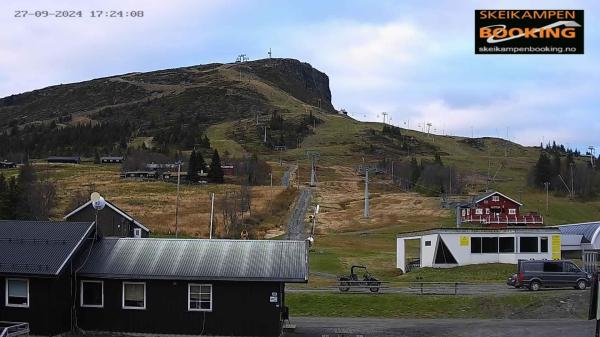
[187,150,199,182]
[208,149,224,183]
[552,152,561,176]
[196,151,206,174]
[534,151,553,187]
[410,157,421,187]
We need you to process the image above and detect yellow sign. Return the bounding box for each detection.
[460,236,469,246]
[551,235,561,260]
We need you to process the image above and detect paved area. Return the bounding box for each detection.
[286,187,312,240]
[284,317,595,337]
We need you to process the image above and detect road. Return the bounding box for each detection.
[286,187,312,240]
[288,283,585,296]
[283,317,595,337]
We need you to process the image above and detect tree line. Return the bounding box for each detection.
[529,142,600,199]
[0,164,56,220]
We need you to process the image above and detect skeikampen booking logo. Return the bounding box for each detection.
[475,10,584,54]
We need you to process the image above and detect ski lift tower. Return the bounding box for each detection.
[305,150,320,187]
[589,146,596,168]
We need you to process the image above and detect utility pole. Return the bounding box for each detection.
[263,126,267,143]
[175,161,182,238]
[209,192,215,239]
[544,182,550,212]
[363,169,369,218]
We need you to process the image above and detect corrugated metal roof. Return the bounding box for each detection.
[79,238,308,283]
[558,222,600,243]
[0,220,94,276]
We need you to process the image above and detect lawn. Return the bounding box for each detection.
[286,292,562,319]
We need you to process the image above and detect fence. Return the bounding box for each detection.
[0,322,29,337]
[583,251,600,273]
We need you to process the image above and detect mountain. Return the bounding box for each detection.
[0,58,335,157]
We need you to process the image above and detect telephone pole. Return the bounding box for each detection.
[175,161,182,237]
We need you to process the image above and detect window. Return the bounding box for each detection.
[5,279,29,307]
[499,237,515,253]
[81,280,103,308]
[508,209,516,215]
[543,262,562,272]
[424,240,431,246]
[123,282,145,309]
[565,262,581,272]
[188,284,212,311]
[485,208,490,215]
[133,228,142,238]
[540,237,548,253]
[481,237,499,253]
[471,237,499,253]
[519,237,539,253]
[471,237,482,253]
[475,208,483,215]
[492,195,499,202]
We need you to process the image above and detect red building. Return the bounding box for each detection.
[459,191,543,226]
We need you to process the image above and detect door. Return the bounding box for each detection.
[562,261,583,285]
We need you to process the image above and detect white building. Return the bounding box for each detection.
[558,221,600,256]
[396,228,561,273]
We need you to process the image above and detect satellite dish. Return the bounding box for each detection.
[90,192,106,210]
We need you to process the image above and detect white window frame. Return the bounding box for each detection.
[492,195,500,202]
[485,208,490,215]
[80,280,104,308]
[475,208,483,215]
[133,228,142,238]
[188,283,212,312]
[508,208,516,215]
[5,278,29,308]
[122,282,146,310]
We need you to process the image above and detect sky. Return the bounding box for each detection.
[0,0,598,150]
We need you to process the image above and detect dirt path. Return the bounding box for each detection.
[286,187,312,240]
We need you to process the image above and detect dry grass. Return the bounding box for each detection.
[314,166,451,233]
[36,163,293,238]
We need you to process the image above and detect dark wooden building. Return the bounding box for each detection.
[0,220,95,336]
[0,161,16,169]
[100,156,124,164]
[77,238,308,336]
[47,156,81,164]
[120,171,157,179]
[64,199,150,238]
[458,191,543,226]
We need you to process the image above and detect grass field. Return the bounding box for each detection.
[286,291,584,319]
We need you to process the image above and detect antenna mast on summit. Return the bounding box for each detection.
[268,48,272,59]
[382,112,388,125]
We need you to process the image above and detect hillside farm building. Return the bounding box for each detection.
[397,227,561,273]
[457,191,543,226]
[0,220,308,336]
[47,156,81,164]
[121,171,157,179]
[100,156,124,164]
[0,161,16,169]
[64,199,150,238]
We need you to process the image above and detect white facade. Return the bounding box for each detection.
[397,228,561,273]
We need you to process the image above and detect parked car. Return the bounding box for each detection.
[507,259,591,291]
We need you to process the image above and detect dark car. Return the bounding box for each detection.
[507,259,591,291]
